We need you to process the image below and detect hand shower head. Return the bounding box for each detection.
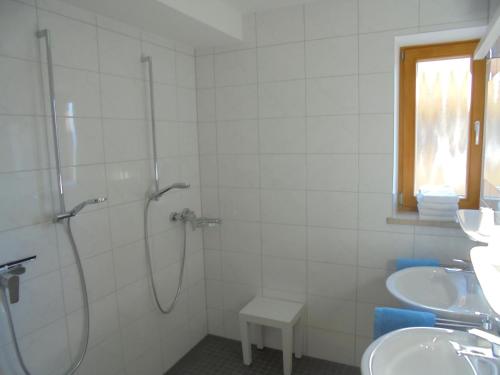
[152,182,190,200]
[69,197,107,216]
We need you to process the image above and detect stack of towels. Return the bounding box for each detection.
[416,186,459,221]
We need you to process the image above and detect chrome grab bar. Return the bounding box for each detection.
[141,55,160,198]
[36,29,65,213]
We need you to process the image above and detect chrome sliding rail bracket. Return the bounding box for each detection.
[0,255,37,274]
[141,55,160,199]
[36,29,65,214]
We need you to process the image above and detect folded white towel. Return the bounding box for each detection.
[416,186,459,205]
[417,201,459,210]
[417,195,460,204]
[418,207,457,217]
[419,214,457,221]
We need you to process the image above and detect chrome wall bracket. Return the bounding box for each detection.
[0,256,36,304]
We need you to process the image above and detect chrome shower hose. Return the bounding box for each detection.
[144,197,187,314]
[1,218,90,375]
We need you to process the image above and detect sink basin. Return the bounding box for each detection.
[361,327,497,375]
[457,209,500,243]
[386,266,491,321]
[471,246,500,316]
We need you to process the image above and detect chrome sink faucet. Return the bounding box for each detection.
[452,314,500,363]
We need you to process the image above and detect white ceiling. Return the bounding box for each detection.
[62,0,319,48]
[221,0,319,13]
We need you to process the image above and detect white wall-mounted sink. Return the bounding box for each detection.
[471,246,500,316]
[457,209,500,243]
[386,266,491,322]
[361,327,496,375]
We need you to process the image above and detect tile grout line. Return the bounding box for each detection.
[94,17,127,371]
[353,0,362,364]
[302,3,310,356]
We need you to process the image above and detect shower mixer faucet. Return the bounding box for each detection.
[170,208,221,230]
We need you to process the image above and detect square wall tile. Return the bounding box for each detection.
[176,52,196,88]
[359,114,394,154]
[0,0,38,61]
[358,231,413,269]
[262,223,306,259]
[307,191,358,229]
[306,36,358,78]
[218,155,259,188]
[216,85,258,120]
[221,220,261,254]
[259,117,306,154]
[98,28,142,79]
[307,76,358,116]
[308,262,357,300]
[142,42,176,85]
[217,120,259,154]
[258,42,305,82]
[260,155,306,190]
[359,73,394,114]
[197,88,216,122]
[357,267,398,305]
[195,54,214,88]
[221,252,262,286]
[256,5,304,46]
[215,49,257,87]
[308,295,356,334]
[261,189,306,225]
[359,0,419,33]
[307,115,359,154]
[419,0,488,26]
[259,80,306,118]
[307,227,357,265]
[38,9,99,71]
[305,0,358,40]
[358,154,394,193]
[263,256,306,293]
[359,29,417,74]
[219,188,260,221]
[307,154,359,192]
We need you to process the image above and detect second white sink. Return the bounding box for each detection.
[361,327,497,375]
[386,266,491,321]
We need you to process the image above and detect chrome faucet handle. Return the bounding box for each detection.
[0,265,26,304]
[469,328,500,357]
[449,258,474,271]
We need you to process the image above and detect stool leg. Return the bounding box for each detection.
[255,324,264,350]
[240,320,252,365]
[294,318,303,359]
[282,326,293,375]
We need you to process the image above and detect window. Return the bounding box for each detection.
[483,58,500,200]
[398,40,486,210]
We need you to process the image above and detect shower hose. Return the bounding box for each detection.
[144,196,187,314]
[1,218,90,375]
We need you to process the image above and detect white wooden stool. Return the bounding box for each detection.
[239,297,305,375]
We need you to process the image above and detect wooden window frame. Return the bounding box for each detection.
[398,40,486,211]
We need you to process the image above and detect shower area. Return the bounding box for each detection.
[0,1,208,374]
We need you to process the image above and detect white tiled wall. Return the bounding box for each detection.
[0,0,205,374]
[196,0,489,366]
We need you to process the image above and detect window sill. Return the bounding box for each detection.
[386,212,459,228]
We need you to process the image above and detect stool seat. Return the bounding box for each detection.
[239,297,305,375]
[240,297,304,326]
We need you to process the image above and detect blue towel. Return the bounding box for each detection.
[373,307,436,339]
[396,258,440,270]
